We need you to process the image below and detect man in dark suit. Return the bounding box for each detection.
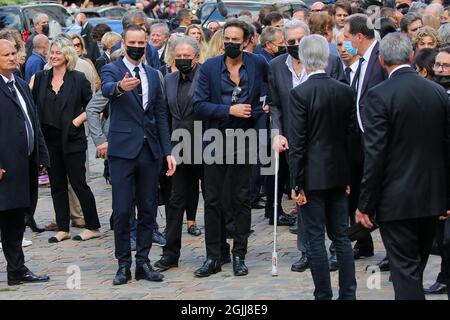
[289,34,357,300]
[0,39,50,286]
[193,19,269,277]
[356,32,450,300]
[25,13,49,60]
[344,13,388,264]
[76,13,100,63]
[101,25,176,286]
[269,19,346,273]
[154,36,204,271]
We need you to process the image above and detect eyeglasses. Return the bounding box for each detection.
[311,9,323,12]
[433,62,450,70]
[286,37,303,46]
[231,86,242,104]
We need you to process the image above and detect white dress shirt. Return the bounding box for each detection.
[306,69,326,80]
[285,55,308,88]
[2,74,34,154]
[356,40,378,132]
[342,58,360,86]
[123,56,149,110]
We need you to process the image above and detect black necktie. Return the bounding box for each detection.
[133,66,143,98]
[352,57,365,92]
[7,81,34,155]
[345,67,352,85]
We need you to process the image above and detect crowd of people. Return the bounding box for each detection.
[0,0,450,300]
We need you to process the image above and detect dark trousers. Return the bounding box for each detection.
[45,127,99,232]
[379,216,437,300]
[264,152,289,215]
[434,220,449,285]
[302,188,356,300]
[185,172,200,221]
[109,144,162,267]
[0,209,28,275]
[163,164,203,261]
[204,164,251,260]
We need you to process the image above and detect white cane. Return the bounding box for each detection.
[272,150,279,276]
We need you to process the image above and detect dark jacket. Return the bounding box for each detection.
[94,52,110,75]
[32,69,92,154]
[289,73,355,191]
[25,50,46,83]
[81,22,100,63]
[358,67,450,222]
[101,57,171,160]
[0,76,49,211]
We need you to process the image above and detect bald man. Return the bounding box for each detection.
[0,39,50,286]
[76,13,99,62]
[25,34,49,83]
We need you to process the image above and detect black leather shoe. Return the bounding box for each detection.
[220,255,231,266]
[194,259,221,277]
[232,256,248,276]
[353,246,374,259]
[424,282,447,295]
[187,224,202,236]
[25,217,45,233]
[135,263,164,282]
[329,253,339,272]
[8,270,50,286]
[366,256,389,272]
[291,254,309,272]
[269,214,295,226]
[154,256,178,272]
[113,266,131,286]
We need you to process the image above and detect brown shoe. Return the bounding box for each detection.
[44,222,58,231]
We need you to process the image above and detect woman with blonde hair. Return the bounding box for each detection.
[71,33,101,91]
[185,24,208,63]
[413,26,441,50]
[205,28,224,59]
[95,31,122,74]
[32,36,100,243]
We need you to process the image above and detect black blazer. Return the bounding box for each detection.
[81,22,100,62]
[268,53,346,138]
[95,52,110,75]
[32,69,93,154]
[358,67,450,222]
[288,73,356,191]
[0,76,49,211]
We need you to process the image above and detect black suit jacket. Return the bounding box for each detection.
[81,22,100,63]
[359,41,388,130]
[269,53,345,138]
[0,76,49,211]
[94,52,110,75]
[358,67,450,222]
[288,73,356,191]
[164,67,201,164]
[32,69,93,154]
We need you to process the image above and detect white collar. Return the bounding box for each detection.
[285,55,305,75]
[389,64,411,78]
[362,40,377,63]
[1,73,14,84]
[123,56,143,72]
[306,69,326,80]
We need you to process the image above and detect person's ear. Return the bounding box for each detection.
[378,55,386,69]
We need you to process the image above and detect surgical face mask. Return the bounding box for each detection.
[276,45,287,57]
[343,40,357,56]
[126,46,145,61]
[287,45,299,59]
[175,58,193,74]
[42,24,49,36]
[224,42,243,59]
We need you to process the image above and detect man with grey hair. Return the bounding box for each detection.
[289,34,356,300]
[400,12,423,39]
[438,23,450,45]
[25,13,49,59]
[259,26,285,62]
[356,32,450,300]
[154,35,203,272]
[150,23,170,65]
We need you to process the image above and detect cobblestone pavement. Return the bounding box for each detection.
[0,143,447,300]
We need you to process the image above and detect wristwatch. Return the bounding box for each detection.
[116,81,125,95]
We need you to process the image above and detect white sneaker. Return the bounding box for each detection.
[22,239,32,247]
[0,242,2,249]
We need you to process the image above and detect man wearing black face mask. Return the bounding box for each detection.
[101,24,176,286]
[154,36,204,272]
[193,19,269,278]
[259,26,286,63]
[172,9,202,33]
[25,13,49,60]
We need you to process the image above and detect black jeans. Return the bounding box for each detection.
[0,209,28,275]
[203,163,252,260]
[302,188,356,300]
[44,127,100,232]
[163,164,203,261]
[379,216,437,300]
[433,220,449,285]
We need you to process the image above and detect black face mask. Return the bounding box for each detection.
[224,42,243,59]
[126,46,145,61]
[175,58,193,74]
[191,19,202,25]
[434,75,450,90]
[287,45,299,59]
[42,24,49,36]
[276,46,287,57]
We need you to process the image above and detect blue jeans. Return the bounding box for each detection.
[301,188,356,300]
